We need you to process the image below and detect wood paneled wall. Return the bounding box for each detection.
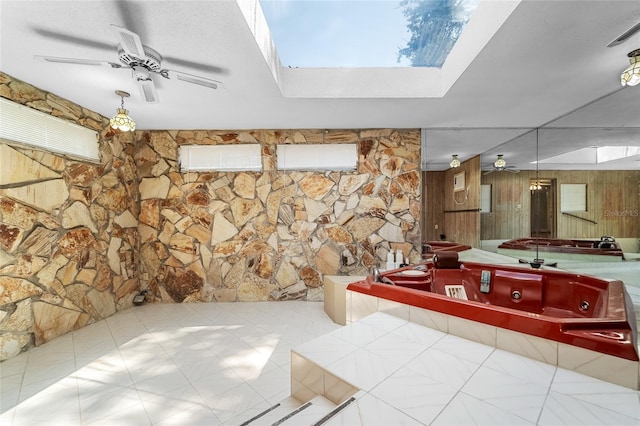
[422,171,444,241]
[481,170,640,240]
[423,156,481,247]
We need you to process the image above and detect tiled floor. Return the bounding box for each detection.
[0,302,340,426]
[292,311,640,425]
[1,301,639,425]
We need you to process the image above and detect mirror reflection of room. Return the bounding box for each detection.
[422,86,640,304]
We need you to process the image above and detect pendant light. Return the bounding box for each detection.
[109,90,136,132]
[621,49,640,87]
[493,154,507,170]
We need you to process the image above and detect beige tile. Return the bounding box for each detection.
[496,328,558,366]
[324,370,359,404]
[408,306,448,332]
[348,291,378,322]
[333,292,347,326]
[291,349,360,404]
[558,343,640,390]
[378,298,410,320]
[290,352,324,399]
[291,378,320,403]
[324,277,337,323]
[448,316,496,347]
[323,275,360,326]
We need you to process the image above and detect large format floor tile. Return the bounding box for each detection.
[1,301,639,425]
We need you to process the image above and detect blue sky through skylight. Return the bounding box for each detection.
[259,0,479,68]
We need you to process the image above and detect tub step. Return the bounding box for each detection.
[241,395,336,426]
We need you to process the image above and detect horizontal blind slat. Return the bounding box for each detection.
[0,98,99,161]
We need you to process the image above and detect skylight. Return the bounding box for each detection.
[240,0,516,98]
[259,0,480,68]
[538,146,640,164]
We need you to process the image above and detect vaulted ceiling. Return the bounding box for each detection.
[1,0,639,170]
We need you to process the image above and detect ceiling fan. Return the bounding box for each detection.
[482,154,520,175]
[34,24,222,103]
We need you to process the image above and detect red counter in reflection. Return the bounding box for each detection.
[348,251,638,361]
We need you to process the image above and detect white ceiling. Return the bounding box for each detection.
[1,0,639,171]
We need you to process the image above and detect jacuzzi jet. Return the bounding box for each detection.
[580,301,590,311]
[511,290,522,300]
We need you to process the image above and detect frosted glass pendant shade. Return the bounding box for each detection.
[109,108,136,132]
[109,90,136,132]
[494,154,507,169]
[621,51,640,86]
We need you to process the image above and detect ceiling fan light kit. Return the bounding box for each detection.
[482,153,519,175]
[620,49,640,86]
[33,24,222,105]
[109,90,136,132]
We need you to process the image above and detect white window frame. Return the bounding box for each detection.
[179,144,262,172]
[277,143,357,171]
[560,183,587,213]
[0,97,99,161]
[480,184,492,213]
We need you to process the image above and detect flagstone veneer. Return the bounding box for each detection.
[135,129,421,303]
[0,72,139,360]
[0,71,421,361]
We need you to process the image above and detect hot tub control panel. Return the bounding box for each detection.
[480,270,491,293]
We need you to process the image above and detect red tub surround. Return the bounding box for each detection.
[348,251,638,362]
[421,241,472,255]
[497,236,625,260]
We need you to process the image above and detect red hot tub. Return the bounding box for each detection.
[497,236,625,261]
[347,252,638,362]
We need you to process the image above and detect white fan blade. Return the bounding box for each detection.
[137,78,159,103]
[34,55,121,68]
[110,24,145,58]
[166,69,221,89]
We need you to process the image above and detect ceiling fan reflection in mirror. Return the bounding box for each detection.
[34,25,222,103]
[482,154,520,175]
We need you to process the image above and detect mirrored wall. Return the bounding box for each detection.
[423,86,640,258]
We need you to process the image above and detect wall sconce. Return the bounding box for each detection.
[109,90,136,132]
[449,154,461,168]
[621,49,640,86]
[494,154,507,170]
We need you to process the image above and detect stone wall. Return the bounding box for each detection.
[0,70,422,361]
[135,129,422,303]
[0,72,140,360]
